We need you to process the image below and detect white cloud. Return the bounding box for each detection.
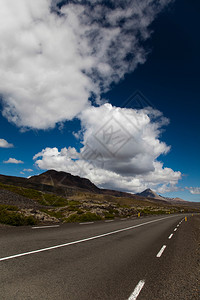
[186,187,200,195]
[34,104,181,193]
[0,0,173,129]
[0,138,13,148]
[4,158,24,164]
[23,168,33,172]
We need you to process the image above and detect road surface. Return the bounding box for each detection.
[0,214,199,299]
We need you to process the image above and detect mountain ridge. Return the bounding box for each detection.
[0,170,187,203]
[137,188,186,203]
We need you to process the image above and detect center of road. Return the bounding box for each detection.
[0,215,177,262]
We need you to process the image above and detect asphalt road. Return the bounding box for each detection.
[0,214,199,300]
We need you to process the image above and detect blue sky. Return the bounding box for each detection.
[0,0,199,201]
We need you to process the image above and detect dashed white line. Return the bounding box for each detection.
[32,225,60,229]
[177,224,179,227]
[105,220,114,223]
[168,233,173,239]
[174,228,177,232]
[128,280,145,300]
[156,245,167,257]
[79,222,94,225]
[0,215,176,262]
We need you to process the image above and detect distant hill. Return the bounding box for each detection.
[137,188,165,200]
[0,170,199,227]
[162,196,186,203]
[0,170,187,203]
[137,188,186,203]
[0,171,135,198]
[28,170,100,193]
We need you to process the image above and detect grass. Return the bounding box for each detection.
[0,204,19,211]
[65,212,102,223]
[0,182,41,199]
[104,212,115,219]
[138,208,172,215]
[38,193,68,207]
[0,182,69,207]
[0,205,37,226]
[0,182,195,226]
[40,209,65,220]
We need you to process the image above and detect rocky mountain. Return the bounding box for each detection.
[137,188,166,200]
[0,170,187,203]
[162,196,186,203]
[0,171,199,227]
[27,170,145,199]
[137,188,186,203]
[28,170,100,193]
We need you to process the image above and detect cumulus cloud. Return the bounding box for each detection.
[4,158,24,164]
[0,138,13,148]
[34,104,181,193]
[0,0,173,129]
[186,187,200,195]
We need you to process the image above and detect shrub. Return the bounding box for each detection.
[40,194,68,207]
[139,209,168,215]
[40,209,64,220]
[104,212,115,219]
[0,210,37,226]
[65,212,102,223]
[0,182,68,207]
[0,204,18,211]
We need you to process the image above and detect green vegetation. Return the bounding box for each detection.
[0,181,197,226]
[38,193,68,207]
[40,209,65,220]
[138,208,171,215]
[67,200,81,211]
[0,182,69,207]
[0,205,37,226]
[104,212,115,219]
[0,182,41,199]
[65,212,102,223]
[0,204,19,211]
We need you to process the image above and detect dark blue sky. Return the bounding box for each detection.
[105,0,200,200]
[0,0,199,201]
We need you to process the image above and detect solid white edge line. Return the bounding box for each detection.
[0,215,176,262]
[79,222,94,225]
[128,280,145,300]
[168,233,173,239]
[156,245,167,257]
[105,220,114,223]
[32,225,60,229]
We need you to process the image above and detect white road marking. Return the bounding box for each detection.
[79,222,94,225]
[156,245,167,257]
[168,234,173,239]
[174,228,177,231]
[121,218,127,221]
[177,224,179,227]
[128,280,145,300]
[0,215,176,262]
[105,220,114,223]
[32,225,60,229]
